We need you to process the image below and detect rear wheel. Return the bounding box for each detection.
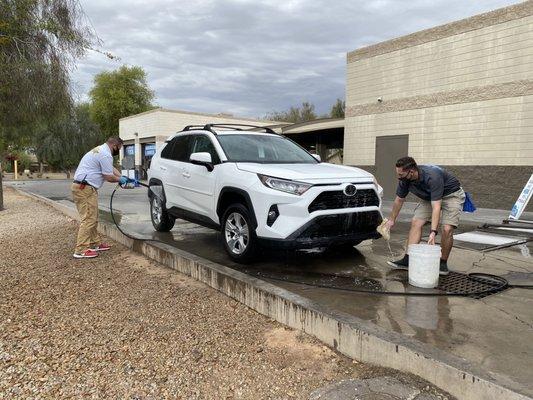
[150,194,175,232]
[221,203,257,263]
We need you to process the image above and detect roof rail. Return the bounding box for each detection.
[203,123,276,134]
[182,125,207,131]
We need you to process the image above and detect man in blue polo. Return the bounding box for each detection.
[385,156,465,275]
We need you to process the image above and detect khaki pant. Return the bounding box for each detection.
[413,188,466,228]
[72,183,101,254]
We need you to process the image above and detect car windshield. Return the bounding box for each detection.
[217,134,317,164]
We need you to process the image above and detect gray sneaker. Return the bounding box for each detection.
[387,255,409,271]
[439,261,449,276]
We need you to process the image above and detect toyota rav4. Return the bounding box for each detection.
[148,124,383,262]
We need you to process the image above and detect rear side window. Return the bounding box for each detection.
[161,141,174,159]
[162,135,192,162]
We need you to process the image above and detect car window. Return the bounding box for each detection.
[165,135,192,162]
[191,135,220,164]
[160,141,174,159]
[217,134,317,164]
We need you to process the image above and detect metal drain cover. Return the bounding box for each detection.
[437,272,507,299]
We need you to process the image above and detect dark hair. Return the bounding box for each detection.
[107,137,124,145]
[396,156,417,170]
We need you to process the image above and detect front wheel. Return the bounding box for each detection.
[150,194,175,232]
[221,203,257,263]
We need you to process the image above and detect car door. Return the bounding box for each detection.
[180,134,220,217]
[162,134,193,208]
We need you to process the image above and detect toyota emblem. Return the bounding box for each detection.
[343,184,357,197]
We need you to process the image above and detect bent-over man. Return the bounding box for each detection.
[385,156,465,275]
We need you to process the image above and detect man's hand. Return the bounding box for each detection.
[428,231,437,245]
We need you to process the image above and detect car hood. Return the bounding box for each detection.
[235,162,374,183]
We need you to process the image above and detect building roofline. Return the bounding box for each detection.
[282,117,344,133]
[347,1,533,64]
[281,118,344,135]
[119,107,281,124]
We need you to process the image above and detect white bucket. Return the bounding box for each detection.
[408,244,441,289]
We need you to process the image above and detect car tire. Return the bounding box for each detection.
[221,203,257,263]
[150,192,175,232]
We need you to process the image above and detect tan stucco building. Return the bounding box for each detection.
[119,108,277,177]
[344,1,533,207]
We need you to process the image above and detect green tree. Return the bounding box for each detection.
[89,65,155,138]
[265,101,317,123]
[0,0,98,210]
[35,103,102,178]
[330,98,345,118]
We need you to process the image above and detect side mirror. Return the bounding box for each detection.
[190,152,214,171]
[312,154,321,162]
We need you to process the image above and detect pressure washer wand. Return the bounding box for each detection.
[120,178,149,189]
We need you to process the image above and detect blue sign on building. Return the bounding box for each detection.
[124,145,135,156]
[144,143,156,157]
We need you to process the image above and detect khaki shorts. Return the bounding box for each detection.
[413,188,466,228]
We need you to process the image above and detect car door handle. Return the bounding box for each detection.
[160,166,167,171]
[182,172,191,178]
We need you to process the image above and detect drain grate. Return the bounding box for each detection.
[437,272,507,299]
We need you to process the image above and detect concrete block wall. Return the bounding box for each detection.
[344,95,533,166]
[347,14,533,105]
[344,1,533,209]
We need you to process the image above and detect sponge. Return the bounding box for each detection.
[377,218,391,241]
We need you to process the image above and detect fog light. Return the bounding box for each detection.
[267,205,279,227]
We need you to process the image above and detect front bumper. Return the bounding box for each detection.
[258,210,382,249]
[249,176,384,246]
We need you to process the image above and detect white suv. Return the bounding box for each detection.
[148,124,383,262]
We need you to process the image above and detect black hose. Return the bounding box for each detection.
[246,270,510,297]
[109,186,530,297]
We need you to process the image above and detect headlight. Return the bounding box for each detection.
[258,174,312,195]
[373,177,384,197]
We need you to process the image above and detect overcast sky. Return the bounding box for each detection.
[73,0,521,119]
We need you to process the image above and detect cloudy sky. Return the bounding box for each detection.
[73,0,520,119]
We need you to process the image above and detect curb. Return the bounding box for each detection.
[11,187,532,400]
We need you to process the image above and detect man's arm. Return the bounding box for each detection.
[428,200,442,245]
[103,174,122,183]
[386,196,405,228]
[100,156,123,183]
[113,167,121,177]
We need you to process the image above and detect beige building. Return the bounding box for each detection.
[344,1,533,208]
[119,108,277,177]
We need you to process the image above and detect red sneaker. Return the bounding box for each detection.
[91,243,111,252]
[73,249,99,259]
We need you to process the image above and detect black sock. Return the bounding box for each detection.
[400,254,409,263]
[440,258,447,265]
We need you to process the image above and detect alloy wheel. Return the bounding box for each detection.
[225,212,249,255]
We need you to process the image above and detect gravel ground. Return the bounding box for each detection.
[0,188,452,399]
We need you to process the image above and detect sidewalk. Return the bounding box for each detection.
[381,200,533,225]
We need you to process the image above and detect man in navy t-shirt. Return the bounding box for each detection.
[385,156,465,275]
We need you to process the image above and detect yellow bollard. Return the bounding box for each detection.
[14,160,18,180]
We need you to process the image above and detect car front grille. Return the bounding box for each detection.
[308,189,379,213]
[295,211,382,239]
